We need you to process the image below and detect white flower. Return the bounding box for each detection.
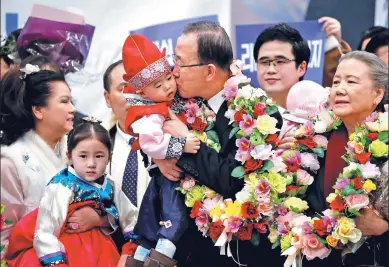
[224,108,236,125]
[269,155,287,173]
[237,85,255,99]
[314,121,327,133]
[250,144,273,160]
[344,162,359,173]
[235,188,251,204]
[300,153,320,172]
[253,88,267,98]
[360,161,381,179]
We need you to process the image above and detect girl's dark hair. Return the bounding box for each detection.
[67,122,113,155]
[0,66,66,145]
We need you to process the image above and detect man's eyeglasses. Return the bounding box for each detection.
[257,57,295,68]
[172,54,206,69]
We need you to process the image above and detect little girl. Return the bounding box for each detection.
[6,119,138,267]
[121,34,201,267]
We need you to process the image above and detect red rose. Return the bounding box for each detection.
[190,200,203,219]
[244,159,263,174]
[266,134,280,145]
[253,221,268,234]
[286,162,299,173]
[209,221,224,240]
[241,202,259,219]
[234,109,246,124]
[330,195,346,212]
[366,132,379,141]
[191,117,207,131]
[254,102,266,118]
[235,224,253,240]
[354,152,371,164]
[313,218,330,236]
[176,112,189,125]
[286,185,300,192]
[296,136,317,149]
[351,177,363,190]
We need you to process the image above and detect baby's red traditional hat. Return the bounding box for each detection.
[122,34,170,94]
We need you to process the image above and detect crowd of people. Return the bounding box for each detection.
[0,14,388,267]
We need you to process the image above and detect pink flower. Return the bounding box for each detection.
[228,216,243,233]
[239,114,256,135]
[335,177,350,190]
[363,112,377,123]
[300,153,320,172]
[182,178,196,191]
[235,151,251,163]
[276,211,294,225]
[236,137,251,153]
[256,179,270,195]
[286,151,301,166]
[345,194,370,211]
[205,109,216,122]
[195,210,209,228]
[257,201,274,217]
[302,221,312,234]
[223,84,238,100]
[313,135,328,149]
[185,102,200,124]
[0,214,5,231]
[303,121,314,137]
[302,234,332,260]
[297,169,314,185]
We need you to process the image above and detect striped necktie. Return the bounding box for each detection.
[122,138,138,206]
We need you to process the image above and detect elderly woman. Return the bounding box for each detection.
[306,51,388,267]
[0,56,110,260]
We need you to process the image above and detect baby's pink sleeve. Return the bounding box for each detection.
[131,114,186,160]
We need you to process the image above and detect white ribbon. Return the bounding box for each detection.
[281,246,303,267]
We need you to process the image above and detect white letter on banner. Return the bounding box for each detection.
[307,40,323,69]
[154,39,174,65]
[240,43,257,73]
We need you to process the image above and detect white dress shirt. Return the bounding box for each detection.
[108,124,151,209]
[207,89,225,114]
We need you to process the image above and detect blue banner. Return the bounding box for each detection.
[236,21,326,87]
[131,15,218,66]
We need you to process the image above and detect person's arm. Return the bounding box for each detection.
[132,114,186,160]
[0,158,25,256]
[33,183,73,267]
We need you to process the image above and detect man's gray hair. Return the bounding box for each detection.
[339,51,388,111]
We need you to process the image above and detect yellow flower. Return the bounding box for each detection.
[369,140,388,157]
[185,185,206,207]
[366,113,388,132]
[268,228,278,243]
[248,172,258,183]
[326,235,339,247]
[204,187,218,199]
[349,133,356,141]
[362,179,377,193]
[192,131,207,142]
[256,115,279,134]
[294,127,306,138]
[264,172,286,194]
[284,197,309,212]
[210,203,225,218]
[333,217,362,244]
[353,142,365,154]
[326,193,338,203]
[224,200,242,218]
[280,233,293,253]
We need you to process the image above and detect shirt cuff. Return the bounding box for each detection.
[325,35,341,53]
[100,213,118,235]
[166,136,186,159]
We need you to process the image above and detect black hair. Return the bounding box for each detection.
[0,28,22,66]
[0,66,66,145]
[365,31,389,54]
[358,26,388,50]
[182,21,233,72]
[103,60,123,92]
[67,121,113,155]
[253,23,311,80]
[20,55,62,73]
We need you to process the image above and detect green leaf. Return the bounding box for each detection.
[316,236,328,245]
[290,206,302,213]
[343,185,358,196]
[250,231,261,246]
[206,130,220,144]
[0,204,4,214]
[379,131,389,144]
[331,211,340,217]
[260,160,274,173]
[265,105,278,115]
[311,147,325,158]
[0,245,4,252]
[205,121,215,132]
[271,239,280,249]
[347,208,362,217]
[297,185,309,195]
[229,127,240,139]
[5,219,13,224]
[232,166,245,179]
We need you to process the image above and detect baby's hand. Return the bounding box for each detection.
[184,133,201,154]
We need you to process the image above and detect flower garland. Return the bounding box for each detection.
[271,110,388,266]
[1,204,13,267]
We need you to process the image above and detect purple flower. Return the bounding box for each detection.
[300,153,320,172]
[286,151,301,165]
[236,137,251,153]
[227,216,243,233]
[256,179,271,195]
[223,84,238,100]
[277,223,289,234]
[276,205,288,216]
[239,114,256,135]
[335,177,351,190]
[302,221,312,234]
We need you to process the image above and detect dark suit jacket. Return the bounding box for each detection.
[175,101,285,267]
